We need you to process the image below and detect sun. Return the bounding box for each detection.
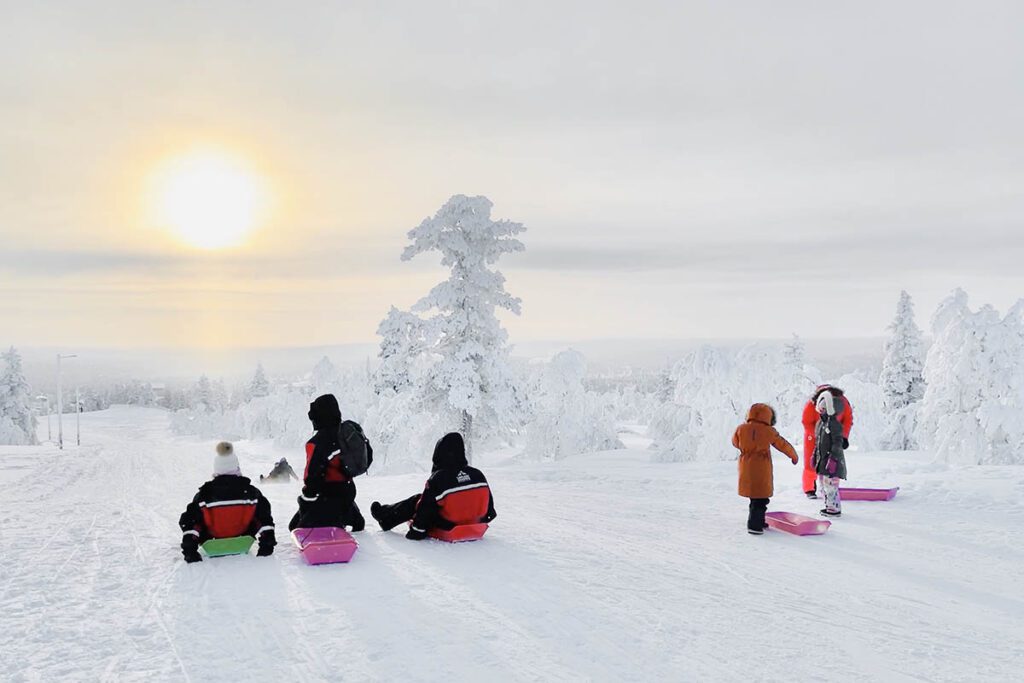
[150,149,269,249]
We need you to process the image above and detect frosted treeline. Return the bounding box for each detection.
[152,217,1024,470]
[918,290,1024,465]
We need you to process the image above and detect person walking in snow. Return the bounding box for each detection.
[813,391,848,517]
[370,432,496,540]
[732,403,799,535]
[801,385,853,498]
[178,442,276,563]
[260,457,298,483]
[288,394,371,532]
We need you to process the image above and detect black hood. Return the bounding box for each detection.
[432,432,467,471]
[308,394,342,431]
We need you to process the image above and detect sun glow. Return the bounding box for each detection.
[150,149,269,249]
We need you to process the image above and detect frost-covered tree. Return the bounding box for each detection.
[374,307,426,394]
[249,363,270,399]
[397,195,527,458]
[0,347,38,445]
[918,289,1024,464]
[193,375,214,412]
[524,349,622,460]
[880,291,926,449]
[778,334,817,439]
[312,356,340,396]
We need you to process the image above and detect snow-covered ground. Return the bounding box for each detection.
[1,407,1021,681]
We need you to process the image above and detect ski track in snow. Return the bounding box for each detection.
[1,406,1022,681]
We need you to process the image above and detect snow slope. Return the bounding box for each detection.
[1,407,1021,681]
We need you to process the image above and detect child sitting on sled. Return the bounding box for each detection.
[732,403,799,535]
[288,394,372,533]
[178,442,276,563]
[370,432,496,540]
[813,391,848,517]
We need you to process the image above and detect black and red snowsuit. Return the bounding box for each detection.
[178,474,276,561]
[288,394,371,532]
[372,432,496,540]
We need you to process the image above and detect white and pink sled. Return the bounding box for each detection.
[291,527,358,565]
[839,487,900,501]
[765,512,831,536]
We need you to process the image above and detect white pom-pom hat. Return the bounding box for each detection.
[213,441,241,477]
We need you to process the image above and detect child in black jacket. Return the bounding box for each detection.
[288,394,372,532]
[370,432,496,540]
[178,442,276,563]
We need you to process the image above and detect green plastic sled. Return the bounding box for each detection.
[200,535,255,557]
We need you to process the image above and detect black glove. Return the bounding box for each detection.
[842,437,850,450]
[257,530,276,557]
[181,534,202,563]
[299,486,319,502]
[405,527,428,541]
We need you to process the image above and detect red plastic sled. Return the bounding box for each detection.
[291,527,358,565]
[765,512,831,536]
[839,487,899,501]
[428,523,489,543]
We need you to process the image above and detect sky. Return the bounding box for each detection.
[2,1,1023,350]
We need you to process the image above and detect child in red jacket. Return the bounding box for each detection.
[370,433,496,540]
[178,442,276,563]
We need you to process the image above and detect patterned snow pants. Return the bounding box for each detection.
[818,475,841,513]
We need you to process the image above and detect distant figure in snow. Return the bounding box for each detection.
[370,432,496,540]
[801,385,853,498]
[288,394,371,533]
[260,458,298,483]
[732,404,799,535]
[813,391,848,517]
[178,442,276,563]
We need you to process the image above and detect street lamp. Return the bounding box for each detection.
[57,353,77,450]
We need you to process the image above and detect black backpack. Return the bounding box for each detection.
[335,420,372,478]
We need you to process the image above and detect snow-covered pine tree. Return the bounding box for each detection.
[399,195,526,459]
[525,349,622,460]
[0,346,38,445]
[880,291,926,449]
[778,334,815,437]
[312,356,340,396]
[374,306,426,395]
[249,363,270,399]
[193,375,214,412]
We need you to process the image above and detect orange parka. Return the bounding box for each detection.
[732,403,799,499]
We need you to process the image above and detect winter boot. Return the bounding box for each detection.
[747,527,764,535]
[370,501,391,531]
[805,491,818,499]
[819,509,841,517]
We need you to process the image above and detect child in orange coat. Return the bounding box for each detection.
[732,403,799,535]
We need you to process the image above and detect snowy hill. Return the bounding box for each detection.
[1,407,1021,681]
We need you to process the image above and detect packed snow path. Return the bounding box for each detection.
[1,408,1021,681]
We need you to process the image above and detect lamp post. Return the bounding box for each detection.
[57,353,77,450]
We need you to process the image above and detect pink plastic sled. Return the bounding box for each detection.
[428,523,489,543]
[839,487,899,501]
[291,527,358,565]
[765,512,831,536]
